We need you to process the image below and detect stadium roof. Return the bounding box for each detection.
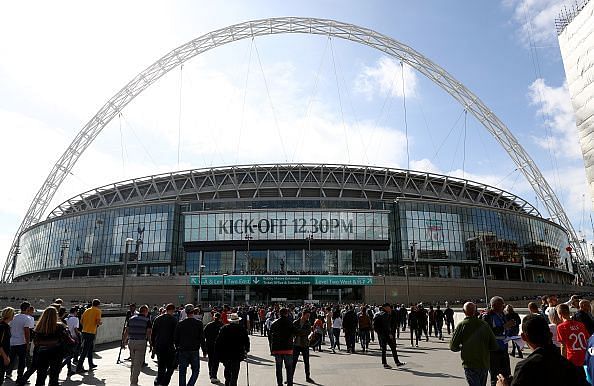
[47,164,540,219]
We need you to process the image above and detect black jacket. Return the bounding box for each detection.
[204,319,223,351]
[151,313,177,351]
[215,323,250,361]
[269,316,296,352]
[373,310,391,337]
[174,317,205,352]
[434,309,444,323]
[572,311,594,335]
[510,345,588,386]
[342,309,358,331]
[293,318,311,348]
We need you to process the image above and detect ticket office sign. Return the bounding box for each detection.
[190,275,374,286]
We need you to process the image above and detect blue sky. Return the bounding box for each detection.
[0,0,590,269]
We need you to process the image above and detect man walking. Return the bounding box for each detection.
[8,301,34,383]
[444,302,455,334]
[175,304,205,386]
[482,297,514,386]
[123,304,152,386]
[342,306,358,354]
[269,308,296,386]
[450,302,498,386]
[204,312,223,384]
[215,313,250,386]
[372,303,405,369]
[76,299,102,373]
[556,303,590,367]
[434,305,445,340]
[293,309,314,383]
[151,303,178,386]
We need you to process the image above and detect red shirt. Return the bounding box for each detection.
[557,320,590,366]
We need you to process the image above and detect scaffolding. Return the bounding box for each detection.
[556,0,591,35]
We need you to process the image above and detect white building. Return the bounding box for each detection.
[558,0,594,208]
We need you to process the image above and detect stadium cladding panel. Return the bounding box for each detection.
[13,164,575,304]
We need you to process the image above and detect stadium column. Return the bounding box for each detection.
[245,285,250,304]
[308,285,313,300]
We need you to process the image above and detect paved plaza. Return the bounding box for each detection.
[4,332,526,386]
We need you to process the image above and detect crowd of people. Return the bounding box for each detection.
[4,293,594,385]
[450,294,594,386]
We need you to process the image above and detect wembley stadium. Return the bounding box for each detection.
[3,163,579,305]
[2,17,591,305]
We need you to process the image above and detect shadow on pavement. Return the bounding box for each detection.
[397,367,464,379]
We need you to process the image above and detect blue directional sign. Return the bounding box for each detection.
[189,275,374,286]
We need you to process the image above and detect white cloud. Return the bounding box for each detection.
[354,57,418,101]
[528,78,582,159]
[504,0,569,46]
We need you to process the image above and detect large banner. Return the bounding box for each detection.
[406,210,463,251]
[184,210,389,242]
[190,274,374,286]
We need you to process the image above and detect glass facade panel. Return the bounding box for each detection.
[15,204,176,277]
[398,201,572,272]
[14,196,574,285]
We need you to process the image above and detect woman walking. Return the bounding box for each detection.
[0,307,15,385]
[331,310,342,353]
[22,307,68,386]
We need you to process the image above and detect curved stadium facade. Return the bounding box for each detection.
[13,164,576,304]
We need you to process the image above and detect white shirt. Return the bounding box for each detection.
[66,314,80,338]
[10,313,34,346]
[332,317,343,329]
[549,324,561,347]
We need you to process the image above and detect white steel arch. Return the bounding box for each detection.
[3,17,588,282]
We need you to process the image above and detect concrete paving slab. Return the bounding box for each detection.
[3,332,525,386]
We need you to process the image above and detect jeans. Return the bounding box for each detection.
[274,354,293,386]
[446,319,455,334]
[410,326,421,346]
[223,359,241,386]
[207,347,219,379]
[34,346,62,386]
[344,330,356,352]
[9,344,27,381]
[0,359,6,386]
[332,328,341,350]
[292,346,310,378]
[128,339,147,385]
[155,347,176,386]
[178,350,200,386]
[433,320,441,337]
[359,329,370,350]
[464,368,488,386]
[327,328,335,348]
[378,335,401,365]
[489,350,510,386]
[77,332,96,369]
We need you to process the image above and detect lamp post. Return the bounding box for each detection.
[120,238,134,308]
[59,241,69,280]
[410,242,418,276]
[468,236,489,308]
[380,274,387,303]
[245,235,252,273]
[306,234,314,273]
[400,265,411,306]
[222,273,228,305]
[135,226,145,276]
[198,264,206,304]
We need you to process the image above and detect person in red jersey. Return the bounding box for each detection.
[556,303,590,367]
